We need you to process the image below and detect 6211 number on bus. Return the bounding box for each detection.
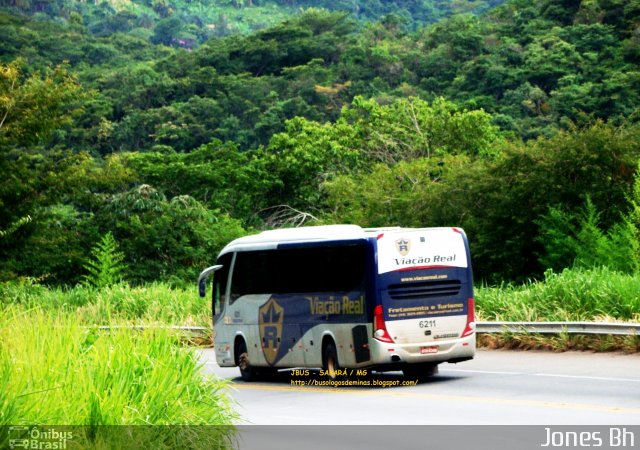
[419,320,436,328]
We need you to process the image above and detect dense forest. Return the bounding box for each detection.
[1,0,639,285]
[0,0,504,43]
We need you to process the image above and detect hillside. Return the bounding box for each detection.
[1,0,639,284]
[0,0,504,46]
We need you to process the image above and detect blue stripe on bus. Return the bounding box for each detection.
[261,291,367,366]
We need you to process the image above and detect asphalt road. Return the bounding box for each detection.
[198,348,640,425]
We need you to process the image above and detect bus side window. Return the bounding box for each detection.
[229,251,275,304]
[228,245,366,300]
[212,253,232,316]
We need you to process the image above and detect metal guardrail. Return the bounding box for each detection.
[96,325,209,332]
[476,321,640,336]
[96,323,640,336]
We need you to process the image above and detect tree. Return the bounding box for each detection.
[152,17,183,46]
[263,96,499,214]
[264,115,361,210]
[0,59,83,147]
[95,184,246,283]
[82,232,128,289]
[340,96,500,162]
[324,154,473,227]
[536,198,640,273]
[463,121,640,281]
[123,140,276,222]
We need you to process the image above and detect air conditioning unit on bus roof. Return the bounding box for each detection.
[255,224,365,240]
[362,227,402,232]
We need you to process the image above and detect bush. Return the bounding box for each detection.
[537,198,640,273]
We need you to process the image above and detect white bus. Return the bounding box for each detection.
[198,225,475,381]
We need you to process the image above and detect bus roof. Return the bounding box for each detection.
[220,225,367,254]
[219,225,466,255]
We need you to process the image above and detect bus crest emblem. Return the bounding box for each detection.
[395,238,411,256]
[259,297,284,365]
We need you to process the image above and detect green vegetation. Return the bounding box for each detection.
[0,307,237,435]
[477,266,640,351]
[478,329,640,353]
[2,0,639,285]
[0,0,503,49]
[0,0,639,369]
[82,232,128,289]
[0,280,210,326]
[477,267,640,322]
[0,279,231,427]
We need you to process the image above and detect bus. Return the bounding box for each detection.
[198,225,475,381]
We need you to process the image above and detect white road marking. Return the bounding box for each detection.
[442,368,523,375]
[442,368,640,383]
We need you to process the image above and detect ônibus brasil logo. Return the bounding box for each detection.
[8,426,73,449]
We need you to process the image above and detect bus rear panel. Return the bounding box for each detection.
[369,228,475,369]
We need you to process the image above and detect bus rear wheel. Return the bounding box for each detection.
[402,363,439,383]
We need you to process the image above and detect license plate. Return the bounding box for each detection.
[420,346,438,354]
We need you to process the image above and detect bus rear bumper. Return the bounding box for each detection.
[369,334,476,365]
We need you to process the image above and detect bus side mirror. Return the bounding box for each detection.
[198,265,222,298]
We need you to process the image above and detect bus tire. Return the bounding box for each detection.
[402,363,439,383]
[323,342,341,380]
[257,367,278,379]
[236,340,257,381]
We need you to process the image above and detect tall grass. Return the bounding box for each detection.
[0,307,237,447]
[476,267,640,322]
[0,280,210,326]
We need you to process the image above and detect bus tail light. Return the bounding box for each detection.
[461,298,475,338]
[373,305,394,343]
